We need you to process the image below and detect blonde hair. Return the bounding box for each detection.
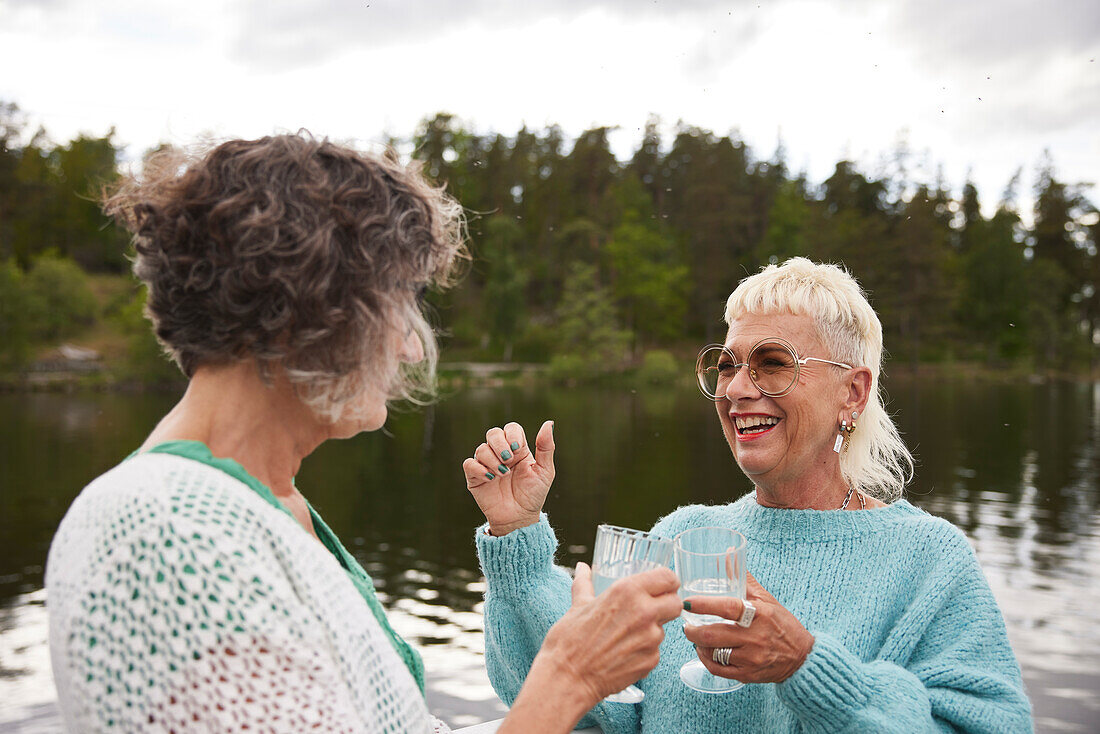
[723,257,913,502]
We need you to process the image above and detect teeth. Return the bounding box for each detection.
[734,416,779,431]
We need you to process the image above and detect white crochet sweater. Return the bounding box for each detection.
[47,450,442,733]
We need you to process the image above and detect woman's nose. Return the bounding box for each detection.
[399,327,425,364]
[724,363,761,401]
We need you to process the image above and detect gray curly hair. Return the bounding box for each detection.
[105,133,466,422]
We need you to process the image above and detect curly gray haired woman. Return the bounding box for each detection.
[46,133,681,734]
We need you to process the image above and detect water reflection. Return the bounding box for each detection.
[0,378,1098,731]
[886,377,1100,732]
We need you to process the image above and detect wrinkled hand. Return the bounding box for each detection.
[537,563,682,705]
[463,421,555,536]
[682,572,815,684]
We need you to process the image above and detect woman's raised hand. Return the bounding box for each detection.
[463,420,555,536]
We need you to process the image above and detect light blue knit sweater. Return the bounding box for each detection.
[475,495,1032,733]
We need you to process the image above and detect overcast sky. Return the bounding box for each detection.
[2,0,1097,216]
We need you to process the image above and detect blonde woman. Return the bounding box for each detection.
[465,258,1031,733]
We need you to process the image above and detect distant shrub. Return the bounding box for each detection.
[24,253,96,341]
[512,321,555,363]
[547,354,591,382]
[114,286,183,383]
[0,259,32,369]
[637,349,678,385]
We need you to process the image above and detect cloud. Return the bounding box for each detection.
[886,0,1100,69]
[0,0,66,8]
[228,0,761,69]
[883,0,1100,136]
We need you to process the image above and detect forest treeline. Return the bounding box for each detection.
[1,102,1097,379]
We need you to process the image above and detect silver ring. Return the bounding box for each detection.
[736,600,756,628]
[711,647,733,666]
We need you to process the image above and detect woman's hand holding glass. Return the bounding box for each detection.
[535,562,682,708]
[463,420,555,536]
[681,572,816,685]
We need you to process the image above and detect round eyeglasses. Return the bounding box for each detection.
[695,337,852,399]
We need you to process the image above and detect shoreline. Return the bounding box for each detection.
[1,358,1097,394]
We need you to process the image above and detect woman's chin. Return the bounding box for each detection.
[330,408,388,438]
[733,446,780,479]
[740,467,775,485]
[357,414,388,436]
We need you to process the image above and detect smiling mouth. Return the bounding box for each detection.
[733,415,780,438]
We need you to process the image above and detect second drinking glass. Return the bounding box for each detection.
[673,526,748,694]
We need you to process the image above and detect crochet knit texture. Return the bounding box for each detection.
[476,495,1033,733]
[47,448,441,733]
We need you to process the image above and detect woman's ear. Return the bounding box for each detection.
[844,367,873,417]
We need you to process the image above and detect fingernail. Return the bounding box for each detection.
[682,600,692,611]
[498,464,508,474]
[500,450,512,460]
[485,472,495,480]
[510,442,520,451]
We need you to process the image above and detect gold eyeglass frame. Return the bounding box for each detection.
[695,336,852,400]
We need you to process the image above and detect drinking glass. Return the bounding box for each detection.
[673,526,748,694]
[591,524,674,704]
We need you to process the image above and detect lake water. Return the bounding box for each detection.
[1,376,1098,732]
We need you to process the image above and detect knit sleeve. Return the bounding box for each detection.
[773,531,1032,733]
[474,515,641,734]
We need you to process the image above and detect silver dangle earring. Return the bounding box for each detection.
[833,420,847,453]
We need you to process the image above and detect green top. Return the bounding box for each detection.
[131,439,426,693]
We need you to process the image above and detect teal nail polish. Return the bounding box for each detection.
[498,465,508,474]
[510,442,520,451]
[682,600,692,611]
[485,472,494,480]
[501,450,512,460]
